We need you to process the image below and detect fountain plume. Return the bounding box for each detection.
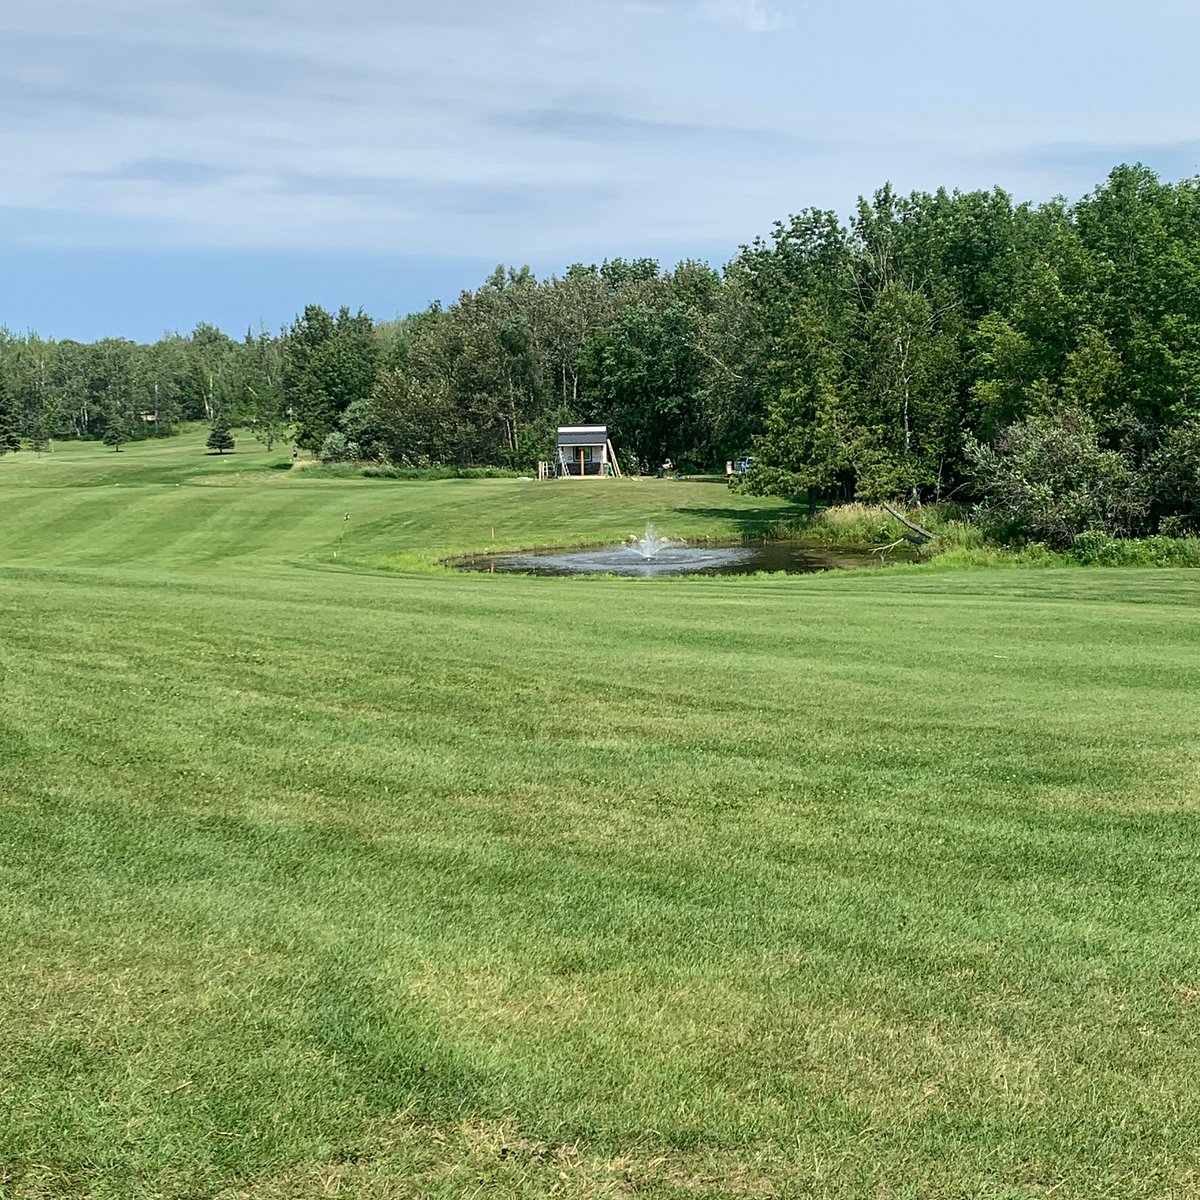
[630,524,674,559]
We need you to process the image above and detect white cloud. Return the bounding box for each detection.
[2,0,1199,265]
[697,0,784,33]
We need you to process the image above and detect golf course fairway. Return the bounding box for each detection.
[2,432,1198,1199]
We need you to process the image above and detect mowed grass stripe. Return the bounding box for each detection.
[2,432,1200,1197]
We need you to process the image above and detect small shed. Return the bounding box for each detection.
[552,425,622,478]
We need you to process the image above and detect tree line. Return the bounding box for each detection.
[2,163,1199,537]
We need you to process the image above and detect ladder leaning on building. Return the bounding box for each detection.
[541,425,623,479]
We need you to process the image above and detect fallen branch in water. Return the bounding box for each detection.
[882,503,936,542]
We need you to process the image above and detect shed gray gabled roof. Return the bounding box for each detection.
[557,425,608,447]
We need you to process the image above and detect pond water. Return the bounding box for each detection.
[452,535,916,578]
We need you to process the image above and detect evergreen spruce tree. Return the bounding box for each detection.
[207,414,235,454]
[0,375,21,454]
[102,415,130,451]
[28,414,49,455]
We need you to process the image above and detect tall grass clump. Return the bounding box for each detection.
[361,464,522,480]
[767,502,984,552]
[293,462,524,481]
[774,503,1200,571]
[919,542,1067,570]
[913,532,1200,572]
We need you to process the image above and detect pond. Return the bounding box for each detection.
[452,531,917,578]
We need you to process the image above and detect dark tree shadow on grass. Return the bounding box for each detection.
[676,504,809,537]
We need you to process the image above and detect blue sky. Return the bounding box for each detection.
[2,0,1199,341]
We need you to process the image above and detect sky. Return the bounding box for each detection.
[2,0,1199,341]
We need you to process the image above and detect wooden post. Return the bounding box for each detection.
[578,448,584,478]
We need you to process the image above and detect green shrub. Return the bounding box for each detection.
[1159,514,1198,538]
[318,432,358,464]
[1067,532,1200,567]
[966,407,1148,548]
[730,464,805,498]
[1152,420,1200,533]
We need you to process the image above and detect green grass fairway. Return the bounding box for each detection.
[2,433,1199,1199]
